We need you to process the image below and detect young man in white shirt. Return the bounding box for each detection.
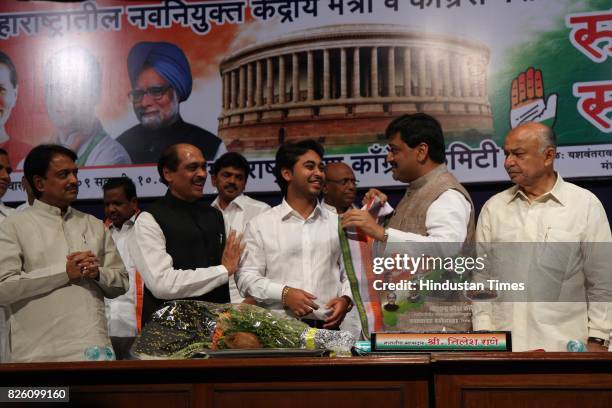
[103,177,141,359]
[236,140,353,329]
[211,152,270,303]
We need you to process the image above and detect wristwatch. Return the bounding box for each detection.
[341,295,354,312]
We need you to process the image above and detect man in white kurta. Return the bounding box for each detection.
[0,145,128,362]
[473,122,612,351]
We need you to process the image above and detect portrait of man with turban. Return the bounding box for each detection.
[117,42,226,164]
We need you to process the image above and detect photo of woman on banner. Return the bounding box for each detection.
[0,51,30,168]
[117,41,226,164]
[45,47,131,167]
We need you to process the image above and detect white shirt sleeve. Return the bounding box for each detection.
[128,212,229,300]
[386,189,471,243]
[0,220,69,305]
[235,219,284,304]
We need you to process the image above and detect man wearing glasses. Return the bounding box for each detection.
[321,162,362,338]
[322,162,358,215]
[117,42,226,164]
[322,162,394,339]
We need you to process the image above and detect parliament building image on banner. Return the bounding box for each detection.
[218,24,493,154]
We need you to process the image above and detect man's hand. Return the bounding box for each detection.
[66,257,83,283]
[341,208,386,241]
[362,188,388,207]
[222,230,245,276]
[283,287,319,317]
[66,251,100,282]
[241,296,257,305]
[323,297,350,329]
[587,339,608,352]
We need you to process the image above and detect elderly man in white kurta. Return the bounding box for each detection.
[0,144,127,362]
[473,123,612,352]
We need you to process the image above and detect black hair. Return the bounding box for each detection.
[211,152,250,178]
[24,144,77,199]
[274,139,324,196]
[157,144,182,186]
[385,113,446,164]
[103,177,137,201]
[0,148,7,157]
[0,51,17,88]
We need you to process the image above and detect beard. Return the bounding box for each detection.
[136,93,180,130]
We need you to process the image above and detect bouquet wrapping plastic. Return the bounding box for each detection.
[131,300,355,359]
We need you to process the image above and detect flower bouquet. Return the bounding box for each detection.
[131,300,355,359]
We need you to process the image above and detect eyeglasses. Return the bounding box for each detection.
[326,178,359,186]
[128,85,171,102]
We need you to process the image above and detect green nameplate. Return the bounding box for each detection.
[371,332,511,352]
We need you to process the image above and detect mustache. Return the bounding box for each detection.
[223,183,238,190]
[136,108,158,115]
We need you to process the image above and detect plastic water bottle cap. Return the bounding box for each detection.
[84,346,101,360]
[566,340,587,352]
[103,345,115,361]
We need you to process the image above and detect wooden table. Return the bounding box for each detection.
[433,352,612,408]
[1,353,611,407]
[0,355,430,408]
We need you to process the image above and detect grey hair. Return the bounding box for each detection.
[537,125,557,153]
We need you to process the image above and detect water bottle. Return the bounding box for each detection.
[566,340,587,352]
[84,345,115,361]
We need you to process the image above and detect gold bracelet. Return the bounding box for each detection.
[341,295,354,312]
[281,286,291,306]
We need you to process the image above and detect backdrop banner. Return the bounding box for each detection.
[0,0,610,201]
